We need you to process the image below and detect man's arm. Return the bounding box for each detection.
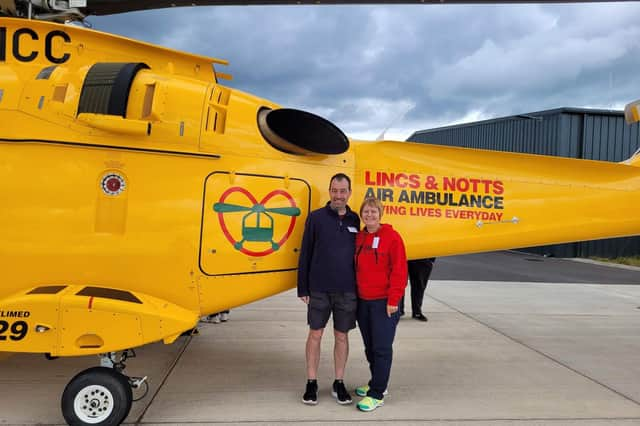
[297,215,315,300]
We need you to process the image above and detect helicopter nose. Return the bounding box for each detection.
[257,108,349,155]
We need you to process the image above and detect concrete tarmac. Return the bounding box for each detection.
[1,280,640,425]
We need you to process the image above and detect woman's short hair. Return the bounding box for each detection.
[359,196,384,217]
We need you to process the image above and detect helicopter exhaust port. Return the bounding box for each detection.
[257,108,349,155]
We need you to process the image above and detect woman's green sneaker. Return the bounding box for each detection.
[355,385,388,397]
[357,396,384,412]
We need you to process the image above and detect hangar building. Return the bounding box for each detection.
[408,107,640,258]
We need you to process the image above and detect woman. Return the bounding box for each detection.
[354,196,407,412]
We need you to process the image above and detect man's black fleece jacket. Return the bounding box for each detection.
[297,202,360,296]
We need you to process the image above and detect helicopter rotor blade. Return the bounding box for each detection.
[79,1,623,17]
[264,207,301,216]
[213,203,253,213]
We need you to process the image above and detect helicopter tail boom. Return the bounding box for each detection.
[352,140,640,259]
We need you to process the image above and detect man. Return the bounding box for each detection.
[399,258,435,321]
[297,173,360,405]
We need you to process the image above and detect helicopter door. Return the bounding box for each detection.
[200,172,310,276]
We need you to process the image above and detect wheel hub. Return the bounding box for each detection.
[74,385,115,424]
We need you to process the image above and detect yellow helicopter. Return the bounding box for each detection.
[1,0,639,425]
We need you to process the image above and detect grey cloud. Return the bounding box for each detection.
[90,3,640,139]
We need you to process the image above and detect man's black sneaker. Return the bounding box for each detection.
[302,380,318,405]
[413,313,428,322]
[331,380,353,405]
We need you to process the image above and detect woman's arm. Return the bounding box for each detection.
[386,231,408,309]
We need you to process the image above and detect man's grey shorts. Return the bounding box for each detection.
[308,291,357,332]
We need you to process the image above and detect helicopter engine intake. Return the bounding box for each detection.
[257,107,349,155]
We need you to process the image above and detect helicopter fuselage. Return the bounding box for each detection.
[1,18,639,356]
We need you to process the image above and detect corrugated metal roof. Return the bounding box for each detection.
[409,107,624,139]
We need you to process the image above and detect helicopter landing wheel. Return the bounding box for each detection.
[62,367,133,426]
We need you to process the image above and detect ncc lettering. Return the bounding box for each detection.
[0,27,71,64]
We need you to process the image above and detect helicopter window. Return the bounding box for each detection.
[257,107,349,155]
[36,65,57,80]
[0,89,3,104]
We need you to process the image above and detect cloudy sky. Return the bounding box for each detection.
[89,2,640,140]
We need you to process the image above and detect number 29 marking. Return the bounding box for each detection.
[0,320,28,341]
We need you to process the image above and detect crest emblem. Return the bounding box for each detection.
[101,173,126,196]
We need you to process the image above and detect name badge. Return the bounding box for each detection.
[372,237,380,249]
[347,226,358,233]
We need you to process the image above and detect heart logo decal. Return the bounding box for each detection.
[214,187,301,257]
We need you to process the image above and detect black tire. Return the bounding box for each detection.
[61,367,133,426]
